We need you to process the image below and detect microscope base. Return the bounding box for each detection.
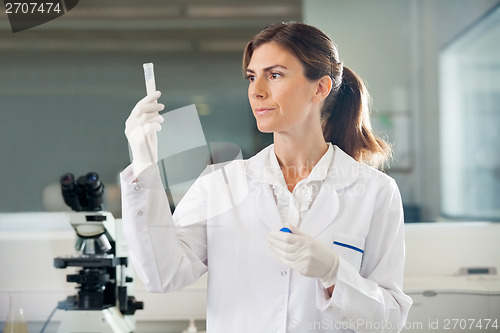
[56,307,135,333]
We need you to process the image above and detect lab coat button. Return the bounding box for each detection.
[281,270,288,276]
[137,210,143,216]
[134,185,141,191]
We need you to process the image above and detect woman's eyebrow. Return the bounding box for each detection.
[246,65,288,73]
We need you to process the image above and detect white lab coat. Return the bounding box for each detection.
[120,144,412,333]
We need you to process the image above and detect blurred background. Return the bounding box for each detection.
[1,1,500,332]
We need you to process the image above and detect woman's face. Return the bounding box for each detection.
[246,42,324,136]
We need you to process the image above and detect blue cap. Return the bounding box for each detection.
[280,227,292,233]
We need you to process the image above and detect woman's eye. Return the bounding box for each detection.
[246,74,255,81]
[270,72,281,79]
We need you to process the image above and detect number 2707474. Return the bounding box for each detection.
[5,2,62,14]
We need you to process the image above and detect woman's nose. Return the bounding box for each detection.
[249,77,267,99]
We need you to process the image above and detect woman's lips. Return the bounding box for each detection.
[254,107,275,116]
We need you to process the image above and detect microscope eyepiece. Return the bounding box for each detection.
[85,172,104,195]
[60,173,82,211]
[61,173,76,190]
[85,172,104,210]
[85,172,99,187]
[60,172,105,211]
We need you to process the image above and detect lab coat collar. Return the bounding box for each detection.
[246,144,360,237]
[245,145,283,232]
[245,144,359,191]
[300,146,360,237]
[327,145,360,191]
[265,143,333,185]
[244,144,275,180]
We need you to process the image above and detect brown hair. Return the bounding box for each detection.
[243,22,392,169]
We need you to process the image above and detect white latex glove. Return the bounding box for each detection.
[125,91,165,178]
[267,224,339,289]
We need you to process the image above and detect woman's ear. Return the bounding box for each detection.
[312,75,333,104]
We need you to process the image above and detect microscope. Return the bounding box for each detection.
[54,172,143,333]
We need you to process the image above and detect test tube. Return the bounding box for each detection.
[141,62,157,164]
[143,62,156,95]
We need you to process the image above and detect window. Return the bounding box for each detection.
[440,5,500,220]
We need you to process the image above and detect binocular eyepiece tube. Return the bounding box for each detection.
[60,172,105,212]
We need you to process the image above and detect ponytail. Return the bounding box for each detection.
[322,66,392,169]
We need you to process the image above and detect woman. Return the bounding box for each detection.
[121,22,412,332]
